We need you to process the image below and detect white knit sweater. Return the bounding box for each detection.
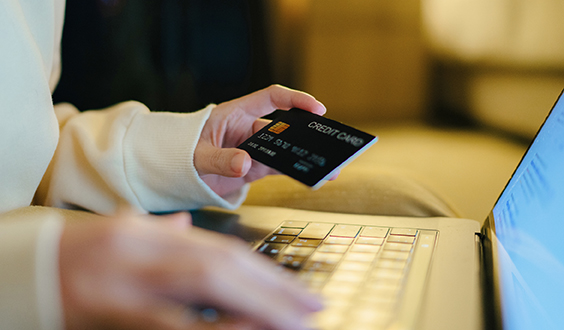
[0,0,247,328]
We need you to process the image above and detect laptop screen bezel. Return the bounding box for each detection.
[481,213,503,330]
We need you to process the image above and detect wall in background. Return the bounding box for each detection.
[268,0,428,123]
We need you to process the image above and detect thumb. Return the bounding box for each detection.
[195,144,252,178]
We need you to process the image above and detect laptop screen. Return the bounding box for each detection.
[492,90,564,330]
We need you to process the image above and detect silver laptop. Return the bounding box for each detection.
[192,90,564,330]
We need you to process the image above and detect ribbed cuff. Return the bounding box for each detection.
[36,217,65,330]
[123,105,248,212]
[0,213,64,330]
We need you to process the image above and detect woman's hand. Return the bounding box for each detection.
[59,212,322,330]
[194,85,327,197]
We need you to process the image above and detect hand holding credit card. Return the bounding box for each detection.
[237,108,377,189]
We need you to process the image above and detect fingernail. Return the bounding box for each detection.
[317,101,327,114]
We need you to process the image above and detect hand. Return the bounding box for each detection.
[59,212,322,330]
[194,84,327,197]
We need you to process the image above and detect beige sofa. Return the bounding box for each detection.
[244,0,564,224]
[244,121,526,223]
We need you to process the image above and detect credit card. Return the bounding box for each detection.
[237,108,377,189]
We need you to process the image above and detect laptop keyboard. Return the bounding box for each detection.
[255,221,438,330]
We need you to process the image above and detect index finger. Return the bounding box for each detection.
[232,84,326,118]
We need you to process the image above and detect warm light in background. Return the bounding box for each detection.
[268,0,564,136]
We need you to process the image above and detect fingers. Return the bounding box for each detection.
[194,142,252,177]
[160,229,322,330]
[145,234,318,330]
[60,217,321,330]
[266,84,326,115]
[203,256,321,330]
[178,257,321,330]
[231,85,326,118]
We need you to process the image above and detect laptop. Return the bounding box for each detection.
[191,90,564,330]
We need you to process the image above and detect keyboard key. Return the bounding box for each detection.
[283,246,315,257]
[331,270,366,282]
[344,252,378,263]
[349,309,392,328]
[350,244,381,253]
[318,244,349,253]
[307,281,325,293]
[366,276,403,288]
[257,243,286,257]
[281,221,308,228]
[278,255,307,270]
[312,308,346,330]
[381,250,410,261]
[418,231,438,248]
[330,225,361,237]
[273,227,302,236]
[292,238,323,248]
[360,226,389,238]
[376,259,408,270]
[357,303,397,317]
[303,260,338,272]
[390,228,418,236]
[266,235,295,244]
[370,268,405,281]
[392,230,437,330]
[299,223,334,239]
[364,306,395,318]
[362,288,400,302]
[387,235,416,244]
[338,261,371,272]
[358,291,398,306]
[299,270,331,285]
[356,237,385,245]
[325,237,354,245]
[384,242,413,252]
[324,296,353,313]
[323,281,360,296]
[309,252,343,264]
[341,322,387,330]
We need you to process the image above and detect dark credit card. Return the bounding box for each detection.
[237,108,377,189]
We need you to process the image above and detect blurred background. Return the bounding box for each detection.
[53,0,564,221]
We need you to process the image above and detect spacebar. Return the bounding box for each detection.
[391,230,438,329]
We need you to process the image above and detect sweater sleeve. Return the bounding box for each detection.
[0,208,64,330]
[36,102,249,215]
